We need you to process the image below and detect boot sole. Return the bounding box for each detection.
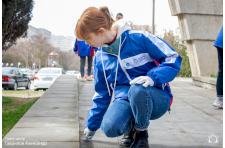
[118,144,132,148]
[213,104,223,108]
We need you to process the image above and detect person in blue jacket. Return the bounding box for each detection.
[75,6,182,148]
[74,39,98,81]
[213,26,223,109]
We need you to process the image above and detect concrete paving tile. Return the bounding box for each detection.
[170,98,194,108]
[79,106,92,112]
[191,103,223,115]
[79,96,94,101]
[47,87,77,91]
[79,91,95,95]
[147,133,200,147]
[38,97,76,103]
[79,93,95,97]
[79,111,89,116]
[166,111,221,123]
[187,133,223,148]
[167,106,203,115]
[23,107,78,118]
[172,92,197,96]
[148,122,181,134]
[2,127,79,142]
[179,97,215,105]
[31,101,77,109]
[214,115,223,120]
[80,140,118,148]
[79,101,93,106]
[42,91,77,96]
[44,90,77,94]
[14,116,78,128]
[175,123,223,134]
[79,124,87,131]
[41,94,76,98]
[2,142,79,148]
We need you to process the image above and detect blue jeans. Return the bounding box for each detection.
[216,47,223,97]
[101,84,170,137]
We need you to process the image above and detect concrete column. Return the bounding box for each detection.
[168,0,223,76]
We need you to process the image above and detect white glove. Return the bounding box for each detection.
[83,127,96,141]
[129,76,154,87]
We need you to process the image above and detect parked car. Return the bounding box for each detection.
[24,70,36,80]
[2,67,31,90]
[66,71,77,75]
[66,70,81,79]
[20,68,31,73]
[34,68,65,91]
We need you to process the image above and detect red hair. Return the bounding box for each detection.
[75,6,115,40]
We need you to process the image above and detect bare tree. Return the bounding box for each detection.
[55,49,80,70]
[29,34,53,69]
[14,40,30,68]
[2,46,22,67]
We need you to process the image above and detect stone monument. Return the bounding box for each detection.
[168,0,223,77]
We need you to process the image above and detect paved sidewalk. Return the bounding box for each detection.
[78,78,223,148]
[2,75,79,148]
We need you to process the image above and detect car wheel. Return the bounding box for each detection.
[12,82,17,91]
[26,81,31,90]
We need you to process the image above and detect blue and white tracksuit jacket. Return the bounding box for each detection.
[214,26,223,49]
[87,20,182,131]
[74,39,98,57]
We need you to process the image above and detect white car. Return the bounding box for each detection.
[66,70,81,79]
[34,68,65,91]
[66,71,76,75]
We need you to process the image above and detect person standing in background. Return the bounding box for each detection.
[116,13,123,20]
[74,39,98,81]
[213,26,223,109]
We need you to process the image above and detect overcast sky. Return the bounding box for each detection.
[28,0,179,37]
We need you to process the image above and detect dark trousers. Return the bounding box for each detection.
[216,47,223,97]
[80,56,93,77]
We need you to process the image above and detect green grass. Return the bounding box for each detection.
[2,97,13,105]
[211,74,218,78]
[2,90,44,94]
[2,96,39,139]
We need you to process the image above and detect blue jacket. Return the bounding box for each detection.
[214,26,223,49]
[73,39,98,57]
[87,20,182,131]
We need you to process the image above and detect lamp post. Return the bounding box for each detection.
[152,0,155,35]
[18,62,21,68]
[11,63,13,67]
[6,63,9,67]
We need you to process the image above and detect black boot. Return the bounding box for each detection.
[119,121,136,148]
[130,130,149,148]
